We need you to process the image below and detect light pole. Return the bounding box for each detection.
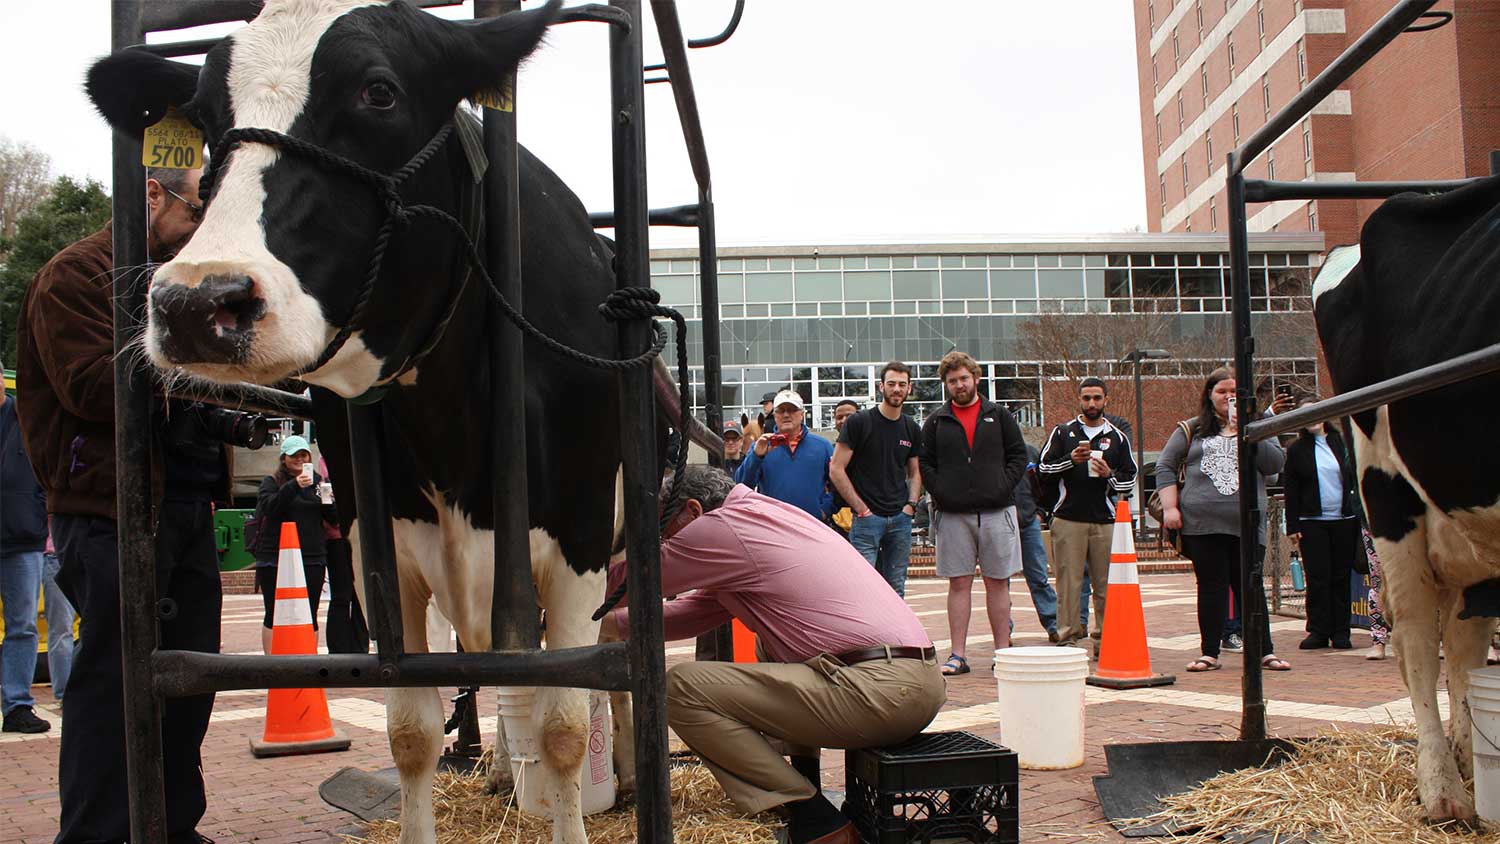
[1120,349,1171,532]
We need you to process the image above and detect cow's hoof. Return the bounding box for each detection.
[485,764,513,795]
[1425,795,1478,828]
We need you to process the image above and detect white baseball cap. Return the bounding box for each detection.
[772,390,805,412]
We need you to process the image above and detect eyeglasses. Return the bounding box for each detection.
[162,185,204,223]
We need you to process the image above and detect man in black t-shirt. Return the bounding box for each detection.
[830,362,923,596]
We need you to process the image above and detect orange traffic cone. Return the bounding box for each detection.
[250,521,352,757]
[731,619,758,663]
[1087,500,1175,689]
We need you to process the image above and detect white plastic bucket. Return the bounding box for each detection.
[1469,666,1500,822]
[994,646,1088,770]
[498,687,616,816]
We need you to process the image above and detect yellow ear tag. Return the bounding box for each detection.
[473,81,514,112]
[141,107,204,170]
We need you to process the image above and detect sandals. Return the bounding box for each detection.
[1186,656,1221,672]
[1261,654,1292,671]
[941,654,970,676]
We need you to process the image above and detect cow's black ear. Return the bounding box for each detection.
[450,0,562,104]
[85,50,200,134]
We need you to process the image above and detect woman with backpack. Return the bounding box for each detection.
[252,435,328,655]
[1155,368,1290,673]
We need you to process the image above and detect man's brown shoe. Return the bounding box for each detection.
[805,821,857,844]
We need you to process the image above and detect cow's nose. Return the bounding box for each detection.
[150,274,265,364]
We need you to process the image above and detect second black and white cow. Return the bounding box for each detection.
[86,2,665,842]
[1312,174,1500,824]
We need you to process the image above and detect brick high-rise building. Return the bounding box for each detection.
[1134,0,1500,248]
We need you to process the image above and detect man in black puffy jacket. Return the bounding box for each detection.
[918,351,1028,676]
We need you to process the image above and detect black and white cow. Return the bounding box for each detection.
[85,2,674,842]
[1312,174,1500,824]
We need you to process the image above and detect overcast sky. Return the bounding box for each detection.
[0,1,1148,248]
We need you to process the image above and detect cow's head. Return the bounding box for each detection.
[86,0,559,396]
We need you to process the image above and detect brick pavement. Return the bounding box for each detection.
[0,574,1417,843]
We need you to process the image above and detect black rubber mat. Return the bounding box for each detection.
[1092,739,1298,838]
[319,755,481,822]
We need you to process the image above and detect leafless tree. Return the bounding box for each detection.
[0,137,53,246]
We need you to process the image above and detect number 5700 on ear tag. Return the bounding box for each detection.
[141,108,204,170]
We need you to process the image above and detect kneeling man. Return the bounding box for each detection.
[606,466,945,844]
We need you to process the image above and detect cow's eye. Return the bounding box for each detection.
[361,82,397,110]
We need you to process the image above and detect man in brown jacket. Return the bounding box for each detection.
[15,167,227,844]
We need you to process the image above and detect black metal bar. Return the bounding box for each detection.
[557,3,633,28]
[644,76,672,85]
[1132,360,1145,530]
[1244,176,1480,203]
[1405,11,1453,32]
[610,3,673,841]
[1226,171,1267,742]
[1229,0,1437,177]
[134,37,224,58]
[698,191,723,464]
[475,0,540,663]
[650,0,712,191]
[139,0,462,34]
[1244,341,1500,443]
[153,645,633,697]
[165,382,313,419]
[346,402,405,679]
[590,203,700,228]
[112,4,170,841]
[686,0,744,48]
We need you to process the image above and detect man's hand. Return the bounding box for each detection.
[1070,442,1092,464]
[901,502,916,516]
[754,432,777,457]
[1163,506,1182,531]
[1269,393,1297,415]
[1088,455,1112,477]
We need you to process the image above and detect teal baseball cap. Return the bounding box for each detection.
[279,435,312,457]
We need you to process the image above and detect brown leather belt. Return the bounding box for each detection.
[835,645,937,665]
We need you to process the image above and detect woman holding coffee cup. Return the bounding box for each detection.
[252,435,330,655]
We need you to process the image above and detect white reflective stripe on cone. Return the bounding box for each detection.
[1108,562,1140,586]
[276,547,308,589]
[1111,519,1136,555]
[274,597,314,627]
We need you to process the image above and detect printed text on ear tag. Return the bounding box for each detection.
[141,107,203,170]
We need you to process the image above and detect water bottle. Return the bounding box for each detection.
[1289,551,1306,591]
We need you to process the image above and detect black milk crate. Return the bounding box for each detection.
[845,730,1019,844]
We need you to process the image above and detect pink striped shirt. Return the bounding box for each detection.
[610,485,930,663]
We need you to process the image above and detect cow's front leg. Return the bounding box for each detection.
[1381,532,1475,823]
[535,559,607,844]
[390,573,443,844]
[1442,597,1494,785]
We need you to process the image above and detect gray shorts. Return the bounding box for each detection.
[933,506,1023,579]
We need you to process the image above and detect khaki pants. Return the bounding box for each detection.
[1051,517,1113,644]
[666,651,946,813]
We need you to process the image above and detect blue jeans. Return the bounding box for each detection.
[1,549,43,714]
[43,552,75,699]
[849,511,913,597]
[1018,517,1058,634]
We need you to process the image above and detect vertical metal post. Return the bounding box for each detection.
[610,2,673,839]
[348,403,405,671]
[1133,359,1145,532]
[698,190,723,465]
[1226,167,1267,741]
[114,2,168,839]
[475,0,539,655]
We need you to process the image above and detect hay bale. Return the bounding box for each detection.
[345,763,782,844]
[1128,725,1493,843]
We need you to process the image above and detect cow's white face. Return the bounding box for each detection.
[86,0,559,397]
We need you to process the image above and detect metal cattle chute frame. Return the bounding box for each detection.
[1095,0,1500,828]
[106,1,738,842]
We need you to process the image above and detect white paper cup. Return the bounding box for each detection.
[318,482,334,504]
[1087,450,1104,476]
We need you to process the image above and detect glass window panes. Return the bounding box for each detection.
[942,300,964,314]
[1038,269,1083,297]
[846,302,868,315]
[719,258,743,271]
[1133,267,1176,297]
[723,304,744,317]
[991,269,1037,298]
[769,258,792,271]
[793,257,815,270]
[892,256,914,269]
[650,260,670,273]
[845,256,866,269]
[717,274,744,304]
[940,256,962,268]
[795,303,817,316]
[894,301,916,314]
[745,272,792,302]
[918,301,939,314]
[845,270,893,300]
[671,260,697,273]
[870,301,892,315]
[915,256,939,269]
[795,271,841,301]
[771,303,794,316]
[817,257,841,270]
[652,275,696,304]
[821,302,842,315]
[964,255,987,268]
[942,269,987,299]
[1086,255,1107,267]
[1013,255,1036,268]
[868,256,891,269]
[893,269,939,299]
[1037,255,1060,268]
[745,258,768,271]
[1178,268,1223,297]
[989,255,1010,267]
[1085,269,1107,298]
[1061,255,1084,268]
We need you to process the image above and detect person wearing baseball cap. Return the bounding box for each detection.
[722,420,746,476]
[735,390,833,520]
